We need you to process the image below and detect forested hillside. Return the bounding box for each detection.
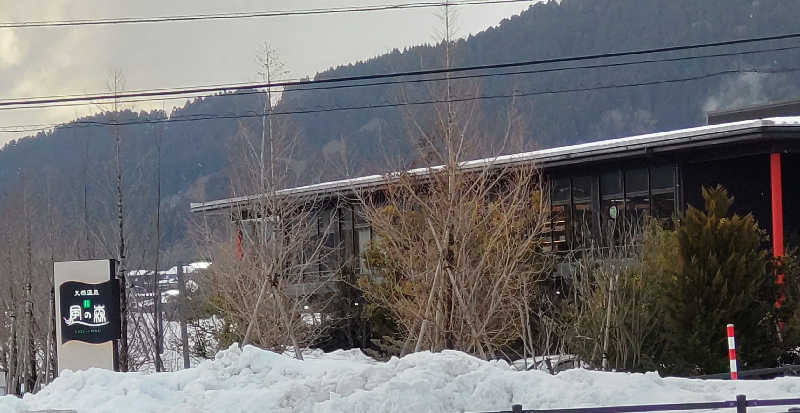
[2,0,800,260]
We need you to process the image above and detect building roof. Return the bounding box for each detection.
[190,116,800,214]
[708,100,800,125]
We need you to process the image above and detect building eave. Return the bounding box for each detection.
[190,117,800,214]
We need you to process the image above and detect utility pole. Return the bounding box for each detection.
[176,264,190,369]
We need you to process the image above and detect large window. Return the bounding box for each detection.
[625,167,650,222]
[354,207,373,274]
[318,208,338,273]
[302,215,320,277]
[550,177,571,252]
[543,164,677,251]
[651,165,676,221]
[572,176,593,247]
[340,206,355,268]
[357,227,372,274]
[600,170,625,242]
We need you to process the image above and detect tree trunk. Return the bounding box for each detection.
[115,123,129,372]
[272,289,302,360]
[8,311,18,396]
[177,264,190,369]
[241,275,270,348]
[50,287,58,379]
[601,276,614,371]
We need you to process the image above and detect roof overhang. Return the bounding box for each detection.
[190,117,800,214]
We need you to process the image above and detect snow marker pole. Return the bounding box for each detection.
[727,324,738,380]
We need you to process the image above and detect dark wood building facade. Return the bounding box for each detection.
[191,117,800,284]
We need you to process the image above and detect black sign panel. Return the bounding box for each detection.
[60,280,121,344]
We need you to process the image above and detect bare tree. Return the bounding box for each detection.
[196,46,337,359]
[152,116,164,372]
[106,71,130,371]
[21,171,37,392]
[356,3,551,359]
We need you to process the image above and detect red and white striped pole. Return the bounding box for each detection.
[727,324,738,380]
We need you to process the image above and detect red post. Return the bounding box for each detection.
[727,324,738,380]
[770,153,785,309]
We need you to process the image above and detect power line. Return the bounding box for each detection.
[3,30,800,108]
[3,66,797,134]
[0,0,534,29]
[0,78,308,103]
[2,43,799,112]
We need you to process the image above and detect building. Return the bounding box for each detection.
[127,262,209,316]
[190,115,800,288]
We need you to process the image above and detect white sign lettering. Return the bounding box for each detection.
[94,305,107,323]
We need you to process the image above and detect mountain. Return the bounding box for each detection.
[2,0,800,262]
[280,0,800,175]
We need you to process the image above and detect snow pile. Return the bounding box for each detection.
[3,345,800,413]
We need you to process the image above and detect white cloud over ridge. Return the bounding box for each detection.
[0,29,22,68]
[0,0,533,146]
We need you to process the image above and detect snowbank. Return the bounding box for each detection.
[3,345,800,413]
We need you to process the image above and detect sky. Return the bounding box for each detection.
[0,0,534,146]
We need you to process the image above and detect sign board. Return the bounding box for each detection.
[59,280,120,344]
[54,260,120,373]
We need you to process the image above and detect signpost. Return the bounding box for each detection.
[59,280,120,344]
[54,260,121,374]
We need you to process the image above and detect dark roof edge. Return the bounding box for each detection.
[190,117,800,214]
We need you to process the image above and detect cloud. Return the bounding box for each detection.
[0,29,22,68]
[702,71,800,115]
[0,0,531,146]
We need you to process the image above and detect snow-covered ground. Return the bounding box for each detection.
[2,345,800,413]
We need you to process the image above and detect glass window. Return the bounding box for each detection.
[650,164,676,226]
[600,170,624,243]
[625,167,649,221]
[340,207,355,267]
[651,165,674,190]
[551,177,570,203]
[652,192,676,220]
[572,176,593,247]
[626,194,650,222]
[549,177,571,252]
[551,204,570,252]
[573,176,592,202]
[357,227,372,274]
[600,197,625,240]
[601,170,622,197]
[625,167,648,194]
[573,202,593,247]
[319,208,338,273]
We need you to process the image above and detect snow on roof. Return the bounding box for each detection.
[190,117,800,213]
[188,261,212,270]
[766,115,800,125]
[128,261,212,277]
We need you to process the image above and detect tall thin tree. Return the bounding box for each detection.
[110,72,129,371]
[153,118,164,372]
[21,171,36,392]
